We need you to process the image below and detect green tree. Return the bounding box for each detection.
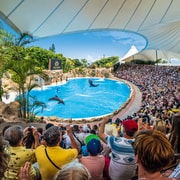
[4,51,48,118]
[0,29,14,100]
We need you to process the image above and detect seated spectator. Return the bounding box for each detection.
[98,116,138,180]
[3,125,39,180]
[55,160,91,180]
[80,134,105,180]
[35,125,78,180]
[0,135,9,180]
[133,129,177,180]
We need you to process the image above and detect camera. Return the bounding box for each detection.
[28,126,34,131]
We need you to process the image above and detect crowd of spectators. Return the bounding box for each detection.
[0,64,180,180]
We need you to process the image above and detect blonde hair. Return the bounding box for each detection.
[54,160,91,180]
[153,120,166,133]
[133,130,174,173]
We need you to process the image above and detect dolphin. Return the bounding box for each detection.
[48,95,65,104]
[88,79,99,87]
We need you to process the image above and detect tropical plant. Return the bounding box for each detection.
[3,46,48,119]
[0,29,14,100]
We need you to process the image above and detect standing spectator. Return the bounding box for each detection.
[133,129,177,180]
[80,134,105,180]
[167,114,180,178]
[55,160,91,180]
[168,114,180,154]
[98,116,138,180]
[23,126,41,149]
[3,125,39,180]
[35,125,78,180]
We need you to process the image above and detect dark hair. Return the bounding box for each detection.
[125,129,136,137]
[45,123,54,130]
[37,127,43,135]
[23,126,35,148]
[2,125,11,136]
[72,125,80,133]
[43,126,60,146]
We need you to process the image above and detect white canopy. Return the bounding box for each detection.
[120,45,139,61]
[122,49,180,63]
[0,0,180,56]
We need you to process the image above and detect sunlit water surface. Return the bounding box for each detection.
[30,78,131,119]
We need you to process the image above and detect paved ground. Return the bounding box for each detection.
[112,81,142,120]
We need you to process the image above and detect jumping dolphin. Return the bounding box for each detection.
[88,79,99,87]
[48,95,65,104]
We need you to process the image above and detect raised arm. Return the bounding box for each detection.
[66,124,79,152]
[98,116,110,144]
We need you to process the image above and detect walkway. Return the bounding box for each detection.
[112,81,142,120]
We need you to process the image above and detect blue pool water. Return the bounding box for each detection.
[30,78,131,119]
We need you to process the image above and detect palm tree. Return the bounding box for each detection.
[0,29,14,100]
[4,55,48,118]
[0,30,48,119]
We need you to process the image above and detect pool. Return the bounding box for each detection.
[30,77,131,120]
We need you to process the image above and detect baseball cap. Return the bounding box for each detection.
[85,134,100,145]
[122,119,138,132]
[85,134,101,156]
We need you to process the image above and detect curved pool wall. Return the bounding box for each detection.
[30,77,131,120]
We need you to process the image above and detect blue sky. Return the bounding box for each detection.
[1,19,147,62]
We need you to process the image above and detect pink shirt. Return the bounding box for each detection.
[80,155,105,180]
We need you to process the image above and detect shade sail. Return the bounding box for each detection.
[0,0,180,55]
[122,49,180,63]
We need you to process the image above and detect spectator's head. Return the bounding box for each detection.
[45,123,54,130]
[55,160,91,180]
[115,118,121,126]
[133,130,174,174]
[4,125,24,146]
[82,124,90,133]
[122,119,138,137]
[153,120,166,134]
[72,125,80,133]
[37,127,43,135]
[43,126,61,146]
[2,125,11,136]
[85,134,101,156]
